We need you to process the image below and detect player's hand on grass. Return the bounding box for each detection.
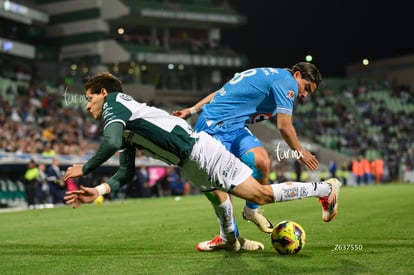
[64,185,98,208]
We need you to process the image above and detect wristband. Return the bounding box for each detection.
[189,107,197,115]
[96,184,107,196]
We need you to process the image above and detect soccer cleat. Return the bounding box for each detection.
[242,207,274,233]
[195,236,240,252]
[319,178,341,222]
[238,237,264,251]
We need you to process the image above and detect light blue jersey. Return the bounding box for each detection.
[195,67,297,135]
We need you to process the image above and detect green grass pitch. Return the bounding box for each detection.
[0,183,413,274]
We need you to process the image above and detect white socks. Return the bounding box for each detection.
[212,195,236,242]
[271,181,331,202]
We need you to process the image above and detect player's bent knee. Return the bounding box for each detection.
[203,190,227,205]
[241,152,264,180]
[241,150,270,182]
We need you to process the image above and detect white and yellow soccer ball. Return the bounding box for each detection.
[271,220,306,255]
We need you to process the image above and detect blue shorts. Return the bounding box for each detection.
[195,117,263,157]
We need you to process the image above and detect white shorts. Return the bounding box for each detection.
[181,131,253,192]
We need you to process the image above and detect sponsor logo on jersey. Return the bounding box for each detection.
[248,113,272,124]
[222,159,235,178]
[231,167,238,180]
[102,106,113,120]
[217,87,226,96]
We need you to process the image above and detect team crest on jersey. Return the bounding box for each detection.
[286,90,295,99]
[119,93,132,101]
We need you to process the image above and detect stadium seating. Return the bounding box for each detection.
[0,178,26,208]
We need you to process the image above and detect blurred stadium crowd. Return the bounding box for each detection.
[292,80,414,182]
[0,74,100,156]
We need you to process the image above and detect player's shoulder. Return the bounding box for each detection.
[107,92,133,102]
[117,92,134,101]
[105,92,136,105]
[253,67,291,78]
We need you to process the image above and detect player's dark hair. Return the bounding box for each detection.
[84,72,123,94]
[289,62,322,89]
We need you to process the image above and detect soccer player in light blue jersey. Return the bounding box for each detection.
[174,62,323,251]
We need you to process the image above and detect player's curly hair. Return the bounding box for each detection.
[84,72,123,94]
[288,62,322,89]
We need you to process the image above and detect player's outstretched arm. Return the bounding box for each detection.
[64,184,108,208]
[63,164,84,181]
[277,113,318,170]
[172,91,218,119]
[172,108,192,119]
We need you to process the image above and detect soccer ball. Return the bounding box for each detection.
[94,195,105,205]
[270,220,306,255]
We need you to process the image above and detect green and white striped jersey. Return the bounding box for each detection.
[104,92,196,166]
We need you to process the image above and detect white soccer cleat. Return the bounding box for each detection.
[319,178,341,222]
[238,237,264,251]
[195,236,240,252]
[242,207,274,233]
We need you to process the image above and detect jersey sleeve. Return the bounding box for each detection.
[82,122,123,175]
[106,143,136,192]
[271,78,297,115]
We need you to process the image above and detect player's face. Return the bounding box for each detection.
[297,78,317,98]
[85,88,107,120]
[293,71,317,99]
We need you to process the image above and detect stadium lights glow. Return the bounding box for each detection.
[3,0,29,15]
